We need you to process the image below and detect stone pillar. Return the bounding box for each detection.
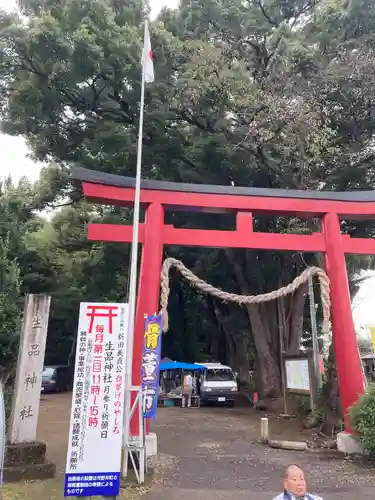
[5,294,56,482]
[9,294,50,443]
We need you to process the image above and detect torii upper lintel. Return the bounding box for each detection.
[73,166,375,218]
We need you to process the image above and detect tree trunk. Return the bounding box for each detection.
[232,330,251,383]
[176,280,192,360]
[223,249,309,397]
[225,250,281,396]
[320,339,341,434]
[212,300,249,380]
[246,303,281,397]
[68,337,77,369]
[206,296,223,361]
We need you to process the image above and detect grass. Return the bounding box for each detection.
[2,476,148,500]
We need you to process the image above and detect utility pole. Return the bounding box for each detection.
[308,276,322,392]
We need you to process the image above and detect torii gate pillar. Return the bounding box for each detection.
[132,203,164,454]
[324,213,366,426]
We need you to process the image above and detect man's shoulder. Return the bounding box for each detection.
[272,494,324,500]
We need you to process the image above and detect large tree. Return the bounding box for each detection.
[1,0,375,395]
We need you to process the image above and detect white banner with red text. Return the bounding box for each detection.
[64,302,128,497]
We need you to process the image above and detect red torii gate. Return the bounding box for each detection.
[73,166,374,436]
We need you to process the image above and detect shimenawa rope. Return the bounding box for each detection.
[160,257,331,334]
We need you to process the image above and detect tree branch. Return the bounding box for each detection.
[45,195,83,209]
[254,0,276,26]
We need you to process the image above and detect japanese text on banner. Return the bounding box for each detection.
[141,313,162,419]
[64,302,128,498]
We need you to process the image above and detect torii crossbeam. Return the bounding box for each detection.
[73,166,374,441]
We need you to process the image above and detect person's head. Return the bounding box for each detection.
[283,465,306,498]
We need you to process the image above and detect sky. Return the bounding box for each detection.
[352,272,375,336]
[1,0,375,334]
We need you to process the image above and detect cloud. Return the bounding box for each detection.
[0,135,44,183]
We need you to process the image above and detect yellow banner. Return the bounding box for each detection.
[369,326,375,352]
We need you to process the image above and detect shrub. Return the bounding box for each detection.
[349,383,375,457]
[0,382,13,437]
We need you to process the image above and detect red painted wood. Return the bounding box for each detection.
[88,223,327,252]
[236,212,254,233]
[83,180,372,435]
[130,203,164,437]
[82,182,375,218]
[87,223,375,254]
[323,213,366,431]
[340,235,375,255]
[88,223,146,242]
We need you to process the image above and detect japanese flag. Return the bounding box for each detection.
[143,25,154,83]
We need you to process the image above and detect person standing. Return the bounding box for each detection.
[196,373,201,397]
[273,465,324,500]
[182,371,193,408]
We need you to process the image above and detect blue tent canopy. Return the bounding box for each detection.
[159,361,206,371]
[161,356,173,364]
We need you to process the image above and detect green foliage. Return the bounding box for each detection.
[0,236,21,380]
[349,384,375,457]
[2,383,13,433]
[1,0,375,391]
[0,180,24,382]
[357,336,372,355]
[22,202,132,365]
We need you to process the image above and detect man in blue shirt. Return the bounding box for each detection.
[273,465,324,500]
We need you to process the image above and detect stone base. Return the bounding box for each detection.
[3,441,56,482]
[5,441,47,466]
[120,467,154,487]
[122,432,157,472]
[145,432,158,457]
[337,431,363,454]
[4,461,56,483]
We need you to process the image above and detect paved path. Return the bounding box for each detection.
[145,407,375,500]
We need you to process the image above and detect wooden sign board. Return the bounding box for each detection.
[284,352,314,396]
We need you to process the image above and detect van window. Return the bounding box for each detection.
[206,368,235,382]
[42,367,55,376]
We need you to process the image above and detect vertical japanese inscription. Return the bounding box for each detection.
[69,330,87,469]
[113,306,125,436]
[141,313,163,419]
[65,303,128,498]
[9,294,51,444]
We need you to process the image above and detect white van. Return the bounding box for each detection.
[196,362,238,405]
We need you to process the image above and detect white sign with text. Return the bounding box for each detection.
[285,358,310,392]
[64,302,128,498]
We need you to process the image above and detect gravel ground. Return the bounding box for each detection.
[36,393,375,500]
[145,406,375,500]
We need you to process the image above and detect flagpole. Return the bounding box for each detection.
[122,16,149,478]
